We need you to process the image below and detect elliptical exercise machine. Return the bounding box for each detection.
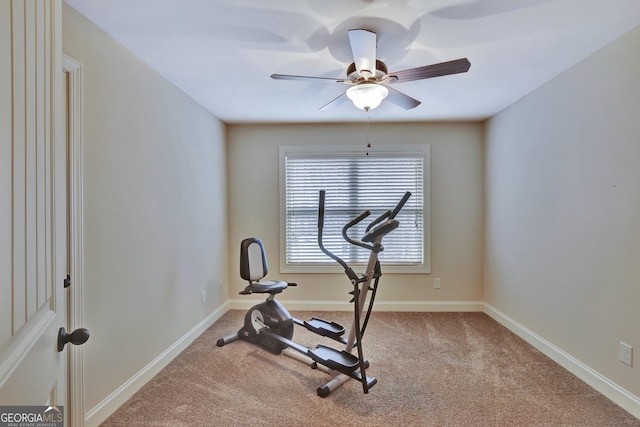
[217,190,411,397]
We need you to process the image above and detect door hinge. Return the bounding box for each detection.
[63,274,71,288]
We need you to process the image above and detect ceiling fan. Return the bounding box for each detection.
[271,29,471,112]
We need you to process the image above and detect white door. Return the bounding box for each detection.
[0,1,83,422]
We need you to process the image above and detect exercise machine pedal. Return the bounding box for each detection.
[309,344,359,374]
[303,318,345,339]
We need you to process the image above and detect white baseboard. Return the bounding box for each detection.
[484,303,640,420]
[84,303,228,427]
[228,299,485,312]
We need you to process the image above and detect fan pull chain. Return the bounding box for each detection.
[365,113,371,156]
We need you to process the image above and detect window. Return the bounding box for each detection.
[279,145,430,273]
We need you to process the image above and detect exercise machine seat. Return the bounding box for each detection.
[240,238,288,294]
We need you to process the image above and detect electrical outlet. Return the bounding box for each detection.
[433,278,441,289]
[201,291,207,305]
[619,342,633,367]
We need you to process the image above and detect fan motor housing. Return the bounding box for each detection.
[347,60,388,81]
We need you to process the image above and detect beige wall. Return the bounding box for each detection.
[227,122,484,306]
[484,26,640,397]
[60,1,639,420]
[63,3,228,414]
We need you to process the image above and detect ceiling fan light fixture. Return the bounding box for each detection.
[346,83,389,111]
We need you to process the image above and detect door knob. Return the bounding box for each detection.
[57,327,90,352]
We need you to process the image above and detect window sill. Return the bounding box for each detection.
[280,263,431,274]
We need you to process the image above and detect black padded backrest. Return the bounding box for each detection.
[240,238,268,282]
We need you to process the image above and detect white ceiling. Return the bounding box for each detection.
[65,0,640,124]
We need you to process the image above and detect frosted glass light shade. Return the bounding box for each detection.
[346,83,389,111]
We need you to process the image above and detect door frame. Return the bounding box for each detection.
[62,53,85,427]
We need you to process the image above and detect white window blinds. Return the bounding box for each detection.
[280,145,428,271]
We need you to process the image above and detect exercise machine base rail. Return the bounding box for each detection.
[279,348,377,398]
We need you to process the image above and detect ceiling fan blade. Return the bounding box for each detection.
[271,74,347,83]
[389,58,471,83]
[319,93,348,111]
[384,86,421,110]
[348,29,377,76]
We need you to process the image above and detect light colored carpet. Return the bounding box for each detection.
[101,310,640,426]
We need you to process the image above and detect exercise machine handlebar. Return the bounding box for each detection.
[365,210,391,233]
[342,211,374,252]
[317,190,356,278]
[318,190,412,262]
[343,209,372,230]
[318,190,411,258]
[317,189,326,229]
[390,191,412,220]
[362,190,410,233]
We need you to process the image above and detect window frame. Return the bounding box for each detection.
[279,144,431,274]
